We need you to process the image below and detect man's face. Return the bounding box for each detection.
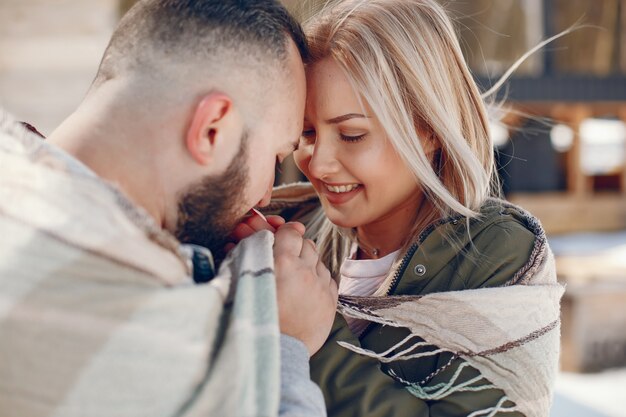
[241,40,307,210]
[174,132,249,265]
[174,40,306,263]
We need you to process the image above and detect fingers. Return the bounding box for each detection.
[225,215,291,254]
[244,213,277,233]
[249,207,267,221]
[273,223,305,257]
[289,235,335,300]
[246,209,285,230]
[230,222,257,242]
[315,260,337,298]
[278,221,305,236]
[299,238,318,265]
[266,215,286,229]
[328,274,339,300]
[230,212,286,243]
[273,230,338,355]
[315,259,330,283]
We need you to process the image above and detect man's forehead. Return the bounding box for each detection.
[274,117,301,150]
[250,103,300,150]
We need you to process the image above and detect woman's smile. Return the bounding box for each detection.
[319,182,363,205]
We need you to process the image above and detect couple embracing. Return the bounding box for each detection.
[0,1,561,416]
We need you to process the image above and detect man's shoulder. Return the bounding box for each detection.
[0,111,191,286]
[0,109,42,155]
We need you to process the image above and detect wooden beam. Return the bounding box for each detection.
[619,105,626,196]
[509,192,626,234]
[567,105,593,197]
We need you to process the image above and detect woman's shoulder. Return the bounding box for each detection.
[464,198,540,287]
[477,197,546,238]
[395,198,547,294]
[470,198,542,258]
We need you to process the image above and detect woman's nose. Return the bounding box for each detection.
[308,138,340,180]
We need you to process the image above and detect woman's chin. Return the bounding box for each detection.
[319,197,366,228]
[324,211,361,229]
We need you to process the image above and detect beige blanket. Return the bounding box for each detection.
[338,246,562,417]
[0,110,282,417]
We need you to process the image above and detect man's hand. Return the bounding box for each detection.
[225,210,337,355]
[233,208,287,238]
[273,223,338,356]
[225,208,290,252]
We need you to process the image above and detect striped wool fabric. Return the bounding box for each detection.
[337,230,563,417]
[0,110,281,417]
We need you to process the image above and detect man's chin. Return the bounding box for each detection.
[173,129,250,268]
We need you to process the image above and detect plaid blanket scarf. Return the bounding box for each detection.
[0,110,281,417]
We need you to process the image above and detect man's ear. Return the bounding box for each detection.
[186,93,236,165]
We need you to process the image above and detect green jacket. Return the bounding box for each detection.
[268,185,541,417]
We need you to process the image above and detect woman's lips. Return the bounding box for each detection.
[319,183,362,205]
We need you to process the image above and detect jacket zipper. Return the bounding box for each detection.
[383,241,419,296]
[357,216,459,336]
[381,214,448,296]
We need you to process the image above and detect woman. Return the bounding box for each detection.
[284,0,563,415]
[238,0,562,415]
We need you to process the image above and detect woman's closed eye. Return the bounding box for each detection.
[340,133,366,143]
[300,129,367,144]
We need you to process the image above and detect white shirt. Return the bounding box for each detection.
[339,247,401,335]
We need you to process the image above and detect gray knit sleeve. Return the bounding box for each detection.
[279,334,327,417]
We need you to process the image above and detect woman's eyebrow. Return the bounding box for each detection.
[325,113,369,124]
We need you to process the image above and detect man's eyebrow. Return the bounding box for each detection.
[325,113,369,124]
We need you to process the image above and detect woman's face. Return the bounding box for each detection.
[294,58,422,229]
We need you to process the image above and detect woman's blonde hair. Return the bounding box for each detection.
[304,0,497,274]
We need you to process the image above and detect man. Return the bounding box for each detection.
[0,1,337,416]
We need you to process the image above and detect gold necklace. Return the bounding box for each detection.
[356,238,380,259]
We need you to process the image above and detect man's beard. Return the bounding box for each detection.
[174,133,249,267]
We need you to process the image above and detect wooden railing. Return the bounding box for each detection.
[505,102,626,234]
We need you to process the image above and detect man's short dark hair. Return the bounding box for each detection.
[95,0,308,84]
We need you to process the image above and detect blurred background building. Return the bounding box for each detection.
[1,0,625,415]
